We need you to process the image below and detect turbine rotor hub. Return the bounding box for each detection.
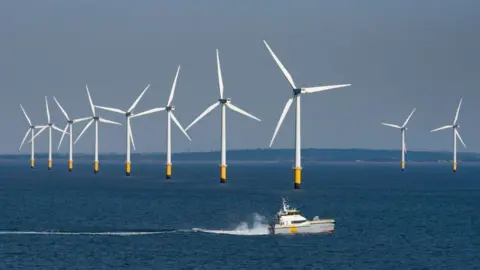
[293,88,301,95]
[166,106,175,111]
[48,123,53,127]
[68,120,74,124]
[126,112,132,117]
[454,124,459,128]
[93,116,100,120]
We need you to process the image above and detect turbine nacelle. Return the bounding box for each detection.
[93,116,100,121]
[166,106,175,111]
[453,124,459,128]
[218,98,231,104]
[293,88,302,95]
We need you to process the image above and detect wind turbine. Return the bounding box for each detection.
[19,105,46,168]
[95,84,164,176]
[30,97,69,170]
[53,97,92,172]
[129,66,191,179]
[263,40,351,189]
[431,98,466,172]
[381,108,416,171]
[74,85,122,174]
[185,50,261,183]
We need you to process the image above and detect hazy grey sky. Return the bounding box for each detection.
[2,0,479,154]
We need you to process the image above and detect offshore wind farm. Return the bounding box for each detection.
[14,42,474,187]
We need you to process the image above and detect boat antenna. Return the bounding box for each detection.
[282,197,288,212]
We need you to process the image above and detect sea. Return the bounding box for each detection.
[0,154,479,269]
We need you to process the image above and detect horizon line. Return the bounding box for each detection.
[6,147,479,156]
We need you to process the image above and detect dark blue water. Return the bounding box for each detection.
[1,161,479,269]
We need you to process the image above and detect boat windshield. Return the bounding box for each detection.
[291,219,307,224]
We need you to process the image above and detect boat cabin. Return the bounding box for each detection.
[271,198,308,226]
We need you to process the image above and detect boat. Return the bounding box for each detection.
[268,198,335,235]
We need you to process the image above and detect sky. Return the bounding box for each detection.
[1,0,479,154]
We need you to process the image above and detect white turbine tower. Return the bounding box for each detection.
[53,97,92,172]
[185,50,261,183]
[263,40,351,189]
[74,85,122,174]
[129,66,191,179]
[381,108,416,171]
[19,105,46,168]
[95,84,165,176]
[30,97,69,170]
[431,98,466,172]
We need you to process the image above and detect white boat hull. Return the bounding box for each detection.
[269,220,335,235]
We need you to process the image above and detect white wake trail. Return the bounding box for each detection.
[192,213,269,236]
[0,230,184,236]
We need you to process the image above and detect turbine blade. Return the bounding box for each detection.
[85,85,96,115]
[455,129,467,148]
[57,123,69,150]
[29,125,48,143]
[301,84,351,94]
[167,66,181,107]
[269,97,294,147]
[431,125,453,132]
[130,107,166,118]
[73,116,93,123]
[185,102,220,131]
[171,113,191,141]
[74,119,94,144]
[402,108,416,128]
[128,84,151,113]
[45,96,51,123]
[381,123,401,129]
[99,118,122,125]
[453,98,462,125]
[128,124,136,151]
[263,40,296,89]
[226,103,261,122]
[216,49,224,98]
[19,129,30,150]
[95,105,126,114]
[52,125,66,133]
[53,96,70,120]
[20,105,32,126]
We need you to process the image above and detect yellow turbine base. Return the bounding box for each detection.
[166,163,172,179]
[48,160,52,170]
[453,162,457,173]
[220,165,227,183]
[30,159,35,169]
[94,161,99,174]
[401,161,405,171]
[126,162,131,176]
[294,167,302,189]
